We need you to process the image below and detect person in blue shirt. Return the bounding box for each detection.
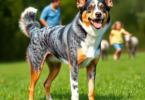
[40,0,62,27]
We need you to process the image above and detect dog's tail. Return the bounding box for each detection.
[19,7,40,38]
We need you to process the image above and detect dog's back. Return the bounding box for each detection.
[19,0,113,100]
[19,7,88,70]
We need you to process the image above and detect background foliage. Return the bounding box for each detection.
[0,0,145,61]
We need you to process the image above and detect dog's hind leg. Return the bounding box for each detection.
[44,56,61,100]
[27,50,50,100]
[28,65,43,100]
[86,57,99,100]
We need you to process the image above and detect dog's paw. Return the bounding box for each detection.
[47,97,53,100]
[46,95,53,100]
[89,97,95,100]
[71,94,79,100]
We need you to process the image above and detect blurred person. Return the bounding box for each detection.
[109,21,132,61]
[40,0,62,27]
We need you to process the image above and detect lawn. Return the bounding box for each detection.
[0,52,145,100]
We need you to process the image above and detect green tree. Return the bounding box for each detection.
[0,0,145,62]
[0,0,29,61]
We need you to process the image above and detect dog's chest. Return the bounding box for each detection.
[79,47,100,68]
[79,35,101,68]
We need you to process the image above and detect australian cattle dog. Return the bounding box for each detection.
[19,0,113,100]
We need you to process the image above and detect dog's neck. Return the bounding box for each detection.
[71,12,111,58]
[71,11,111,45]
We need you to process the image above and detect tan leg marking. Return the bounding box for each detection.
[27,52,51,100]
[28,67,42,100]
[77,48,86,65]
[86,56,100,100]
[44,60,61,99]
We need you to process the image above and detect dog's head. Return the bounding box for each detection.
[76,0,113,29]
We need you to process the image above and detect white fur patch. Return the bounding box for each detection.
[78,4,111,68]
[21,7,37,19]
[19,7,37,36]
[70,73,79,100]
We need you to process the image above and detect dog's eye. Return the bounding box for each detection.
[99,2,106,11]
[100,5,106,11]
[87,5,94,11]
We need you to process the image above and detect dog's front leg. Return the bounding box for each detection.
[70,65,79,100]
[86,57,99,100]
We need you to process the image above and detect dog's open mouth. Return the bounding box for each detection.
[88,18,104,29]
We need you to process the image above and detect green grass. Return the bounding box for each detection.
[0,52,145,100]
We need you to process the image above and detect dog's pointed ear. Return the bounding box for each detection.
[76,0,86,8]
[104,0,113,8]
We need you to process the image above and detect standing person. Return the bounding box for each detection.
[40,0,62,27]
[109,21,132,61]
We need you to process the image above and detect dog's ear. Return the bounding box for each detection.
[104,0,113,8]
[76,0,86,8]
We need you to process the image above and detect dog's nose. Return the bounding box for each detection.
[95,12,101,18]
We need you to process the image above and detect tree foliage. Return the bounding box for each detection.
[0,0,145,61]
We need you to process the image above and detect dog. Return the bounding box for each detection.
[101,39,109,61]
[124,34,138,58]
[19,0,113,100]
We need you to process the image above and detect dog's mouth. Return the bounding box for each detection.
[88,18,104,29]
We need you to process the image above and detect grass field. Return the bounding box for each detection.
[0,52,145,100]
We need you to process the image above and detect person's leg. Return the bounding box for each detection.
[116,49,121,60]
[117,44,123,60]
[113,43,121,61]
[114,49,121,61]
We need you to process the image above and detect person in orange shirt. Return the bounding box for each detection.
[109,21,132,61]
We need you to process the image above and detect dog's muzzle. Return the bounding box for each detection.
[88,17,104,29]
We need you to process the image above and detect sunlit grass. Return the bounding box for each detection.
[0,52,145,100]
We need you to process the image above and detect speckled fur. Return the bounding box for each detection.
[19,0,112,100]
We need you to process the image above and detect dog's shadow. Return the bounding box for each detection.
[39,93,131,100]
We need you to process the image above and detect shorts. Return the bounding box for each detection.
[113,43,123,52]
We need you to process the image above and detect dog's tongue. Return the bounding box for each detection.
[93,22,102,28]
